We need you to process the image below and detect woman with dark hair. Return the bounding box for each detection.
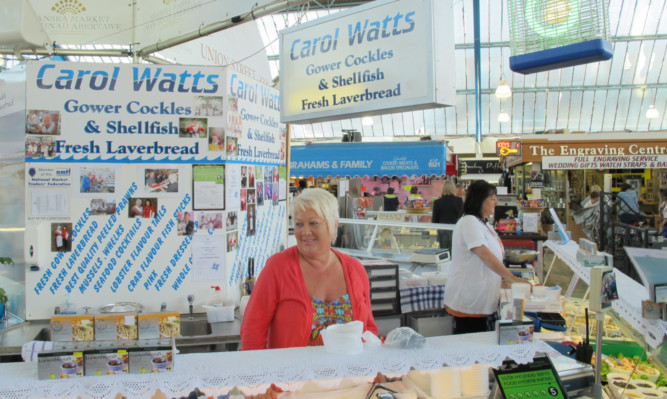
[443,180,530,334]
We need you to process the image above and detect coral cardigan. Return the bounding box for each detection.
[241,246,378,350]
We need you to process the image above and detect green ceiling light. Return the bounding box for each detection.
[525,0,580,40]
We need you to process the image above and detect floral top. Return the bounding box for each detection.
[308,293,353,346]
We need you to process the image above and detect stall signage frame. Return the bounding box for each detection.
[458,159,502,174]
[279,0,456,124]
[290,141,447,177]
[521,138,667,164]
[542,155,667,170]
[496,140,522,157]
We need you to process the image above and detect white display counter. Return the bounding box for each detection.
[543,240,667,348]
[0,333,554,399]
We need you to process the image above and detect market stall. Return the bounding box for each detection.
[510,133,667,243]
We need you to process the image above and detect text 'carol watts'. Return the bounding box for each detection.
[229,73,280,111]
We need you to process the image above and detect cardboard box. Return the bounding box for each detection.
[94,314,138,340]
[38,351,84,380]
[138,312,180,339]
[84,350,129,376]
[128,347,173,374]
[50,315,95,342]
[496,320,534,345]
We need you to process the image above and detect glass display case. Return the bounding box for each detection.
[334,218,455,265]
[542,241,667,380]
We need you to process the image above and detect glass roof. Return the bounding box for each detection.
[2,0,664,141]
[256,0,667,141]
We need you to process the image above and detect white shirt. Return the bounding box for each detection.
[444,215,504,315]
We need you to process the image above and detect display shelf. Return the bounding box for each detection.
[336,218,455,262]
[0,333,554,399]
[543,240,666,349]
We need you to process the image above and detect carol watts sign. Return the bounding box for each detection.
[279,0,455,124]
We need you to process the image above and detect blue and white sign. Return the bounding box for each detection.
[290,141,447,177]
[24,62,286,319]
[279,0,455,124]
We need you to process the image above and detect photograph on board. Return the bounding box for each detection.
[247,188,256,205]
[51,222,72,252]
[227,111,242,136]
[144,168,180,193]
[26,110,61,135]
[90,199,117,216]
[247,204,256,236]
[194,96,223,117]
[179,117,208,138]
[255,166,264,182]
[241,166,247,188]
[227,231,238,252]
[26,136,56,158]
[79,166,116,193]
[128,197,158,218]
[228,96,238,113]
[197,212,223,231]
[256,182,264,206]
[177,211,196,236]
[265,182,272,206]
[208,127,225,152]
[248,166,255,187]
[240,189,247,211]
[226,211,238,231]
[226,136,238,157]
[272,182,279,205]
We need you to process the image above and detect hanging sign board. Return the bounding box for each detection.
[543,155,667,170]
[279,0,456,124]
[458,159,502,175]
[496,140,522,157]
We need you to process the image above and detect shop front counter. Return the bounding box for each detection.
[0,332,581,399]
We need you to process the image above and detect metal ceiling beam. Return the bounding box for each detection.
[136,0,310,57]
[458,83,667,95]
[454,34,667,49]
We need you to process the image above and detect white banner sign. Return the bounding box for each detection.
[542,155,667,170]
[279,0,455,123]
[24,62,286,319]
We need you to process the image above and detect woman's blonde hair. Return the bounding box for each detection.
[291,188,339,242]
[590,185,602,193]
[441,180,457,196]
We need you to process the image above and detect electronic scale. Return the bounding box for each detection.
[408,248,450,265]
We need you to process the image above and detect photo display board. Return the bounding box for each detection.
[24,62,287,319]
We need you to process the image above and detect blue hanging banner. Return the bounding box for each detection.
[289,141,447,178]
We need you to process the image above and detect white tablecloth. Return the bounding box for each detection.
[0,333,555,399]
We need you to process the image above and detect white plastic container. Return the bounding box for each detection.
[320,321,363,355]
[203,302,234,323]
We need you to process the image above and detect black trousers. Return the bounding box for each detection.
[453,314,498,334]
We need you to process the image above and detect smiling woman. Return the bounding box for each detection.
[241,188,378,350]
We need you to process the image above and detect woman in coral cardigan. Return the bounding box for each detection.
[241,188,377,349]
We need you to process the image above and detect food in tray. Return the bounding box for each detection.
[637,364,661,382]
